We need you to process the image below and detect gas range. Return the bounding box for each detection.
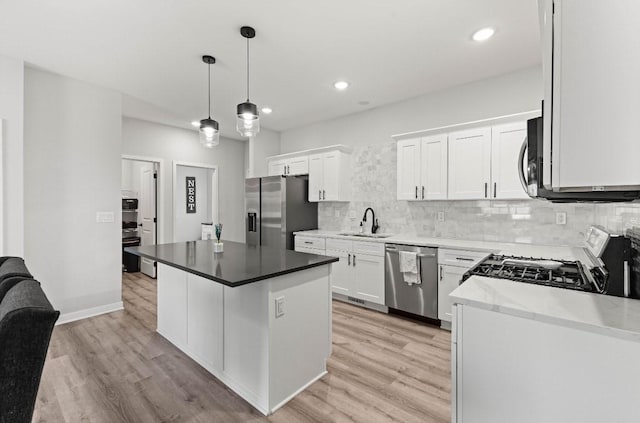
[462,226,633,297]
[462,254,604,293]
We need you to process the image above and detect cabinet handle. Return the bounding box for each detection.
[415,186,418,199]
[287,165,290,174]
[455,257,474,262]
[422,186,425,200]
[304,241,313,245]
[283,165,287,175]
[484,182,488,198]
[353,255,356,266]
[348,253,351,265]
[494,182,497,198]
[322,190,326,200]
[440,266,443,281]
[319,190,322,200]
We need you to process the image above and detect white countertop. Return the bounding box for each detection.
[294,230,593,265]
[451,276,640,342]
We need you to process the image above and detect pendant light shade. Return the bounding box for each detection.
[236,26,260,138]
[200,55,220,147]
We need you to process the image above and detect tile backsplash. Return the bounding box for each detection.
[319,141,640,246]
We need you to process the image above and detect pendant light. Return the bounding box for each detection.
[236,26,260,138]
[200,55,220,148]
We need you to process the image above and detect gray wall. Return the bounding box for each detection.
[24,67,123,316]
[174,165,212,242]
[122,117,246,244]
[281,66,543,153]
[245,129,281,177]
[0,54,24,256]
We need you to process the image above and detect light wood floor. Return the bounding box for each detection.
[33,272,451,422]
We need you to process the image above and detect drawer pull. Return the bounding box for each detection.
[304,241,313,245]
[455,257,474,262]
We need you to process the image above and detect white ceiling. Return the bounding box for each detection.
[0,0,541,140]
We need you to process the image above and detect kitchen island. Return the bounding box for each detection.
[126,240,338,415]
[450,276,640,423]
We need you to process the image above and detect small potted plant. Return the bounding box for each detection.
[213,223,224,253]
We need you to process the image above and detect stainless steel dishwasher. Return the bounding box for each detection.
[385,244,438,319]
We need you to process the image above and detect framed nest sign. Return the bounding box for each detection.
[186,176,196,214]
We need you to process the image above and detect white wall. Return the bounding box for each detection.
[24,67,123,318]
[174,165,212,242]
[122,117,246,244]
[245,128,281,177]
[0,54,24,256]
[280,66,542,152]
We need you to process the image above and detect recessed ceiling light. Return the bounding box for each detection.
[334,81,349,91]
[191,120,200,127]
[261,107,273,114]
[472,27,495,42]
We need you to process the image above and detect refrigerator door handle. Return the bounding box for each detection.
[248,212,257,232]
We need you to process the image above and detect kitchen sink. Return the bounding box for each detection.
[338,232,393,239]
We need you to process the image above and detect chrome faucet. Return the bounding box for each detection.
[362,208,379,234]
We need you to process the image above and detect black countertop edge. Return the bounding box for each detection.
[127,248,339,288]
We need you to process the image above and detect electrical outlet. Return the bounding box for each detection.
[334,210,341,218]
[556,212,567,225]
[96,212,114,223]
[349,210,357,219]
[437,211,445,222]
[275,297,285,318]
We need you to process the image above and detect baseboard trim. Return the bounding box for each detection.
[57,301,124,325]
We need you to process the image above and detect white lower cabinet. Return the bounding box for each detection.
[353,253,385,304]
[438,265,466,322]
[157,264,223,371]
[438,249,490,324]
[321,238,386,306]
[325,249,352,295]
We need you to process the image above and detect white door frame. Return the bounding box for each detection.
[172,160,219,243]
[122,154,164,244]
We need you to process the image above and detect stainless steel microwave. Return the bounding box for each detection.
[519,117,640,202]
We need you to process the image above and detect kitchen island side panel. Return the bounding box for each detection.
[268,265,331,411]
[457,305,640,423]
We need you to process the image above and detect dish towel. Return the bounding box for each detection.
[399,251,421,285]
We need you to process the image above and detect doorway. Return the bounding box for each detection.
[122,156,161,278]
[172,161,219,243]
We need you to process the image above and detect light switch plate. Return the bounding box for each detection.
[275,296,285,318]
[96,212,115,223]
[437,211,445,222]
[334,210,341,218]
[556,212,567,225]
[349,210,357,219]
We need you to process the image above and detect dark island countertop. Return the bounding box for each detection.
[125,240,338,287]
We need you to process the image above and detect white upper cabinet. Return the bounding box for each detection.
[397,138,422,200]
[448,127,492,200]
[287,156,309,176]
[421,134,448,200]
[545,0,640,190]
[268,159,286,176]
[491,122,529,199]
[396,135,448,201]
[267,155,308,176]
[308,150,351,202]
[308,154,323,201]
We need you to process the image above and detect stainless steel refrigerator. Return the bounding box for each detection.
[245,175,318,250]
